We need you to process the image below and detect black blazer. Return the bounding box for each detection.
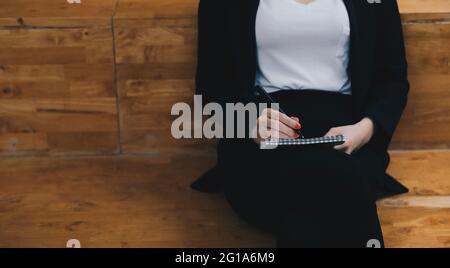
[192,0,410,198]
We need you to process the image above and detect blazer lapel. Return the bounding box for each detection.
[343,0,361,67]
[248,0,261,94]
[342,0,365,113]
[225,0,260,95]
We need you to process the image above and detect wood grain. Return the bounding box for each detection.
[115,13,215,155]
[379,206,450,248]
[0,0,117,19]
[388,151,450,196]
[0,4,119,156]
[391,23,450,149]
[0,151,448,248]
[398,0,450,21]
[115,0,198,19]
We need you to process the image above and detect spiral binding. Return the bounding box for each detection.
[263,135,346,146]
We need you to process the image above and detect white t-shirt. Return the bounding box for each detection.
[255,0,352,95]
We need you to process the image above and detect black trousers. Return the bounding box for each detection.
[221,90,384,248]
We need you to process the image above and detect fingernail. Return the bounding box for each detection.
[296,123,302,129]
[294,134,300,138]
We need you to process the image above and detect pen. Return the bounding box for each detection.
[255,86,305,139]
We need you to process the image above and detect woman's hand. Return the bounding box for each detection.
[325,117,375,155]
[252,108,302,144]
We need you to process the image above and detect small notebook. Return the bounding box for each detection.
[262,135,346,147]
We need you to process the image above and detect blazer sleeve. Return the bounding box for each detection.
[195,0,229,105]
[364,0,409,140]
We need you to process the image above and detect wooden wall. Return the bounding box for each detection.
[0,0,449,156]
[0,0,119,156]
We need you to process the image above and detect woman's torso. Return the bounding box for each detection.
[255,0,352,94]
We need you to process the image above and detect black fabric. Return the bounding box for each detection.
[192,0,410,200]
[221,90,388,248]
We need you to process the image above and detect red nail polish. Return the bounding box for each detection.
[296,123,302,129]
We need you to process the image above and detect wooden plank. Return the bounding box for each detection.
[0,28,91,48]
[0,18,112,28]
[0,80,114,99]
[379,196,450,209]
[379,206,450,248]
[0,0,117,19]
[0,47,87,65]
[0,133,48,153]
[0,81,70,99]
[398,0,450,21]
[0,65,66,81]
[0,100,118,133]
[115,0,198,19]
[388,151,450,195]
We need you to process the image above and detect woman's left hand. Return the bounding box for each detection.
[324,117,375,155]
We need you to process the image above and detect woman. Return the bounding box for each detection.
[191,0,409,248]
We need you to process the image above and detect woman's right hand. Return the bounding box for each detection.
[252,108,302,144]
